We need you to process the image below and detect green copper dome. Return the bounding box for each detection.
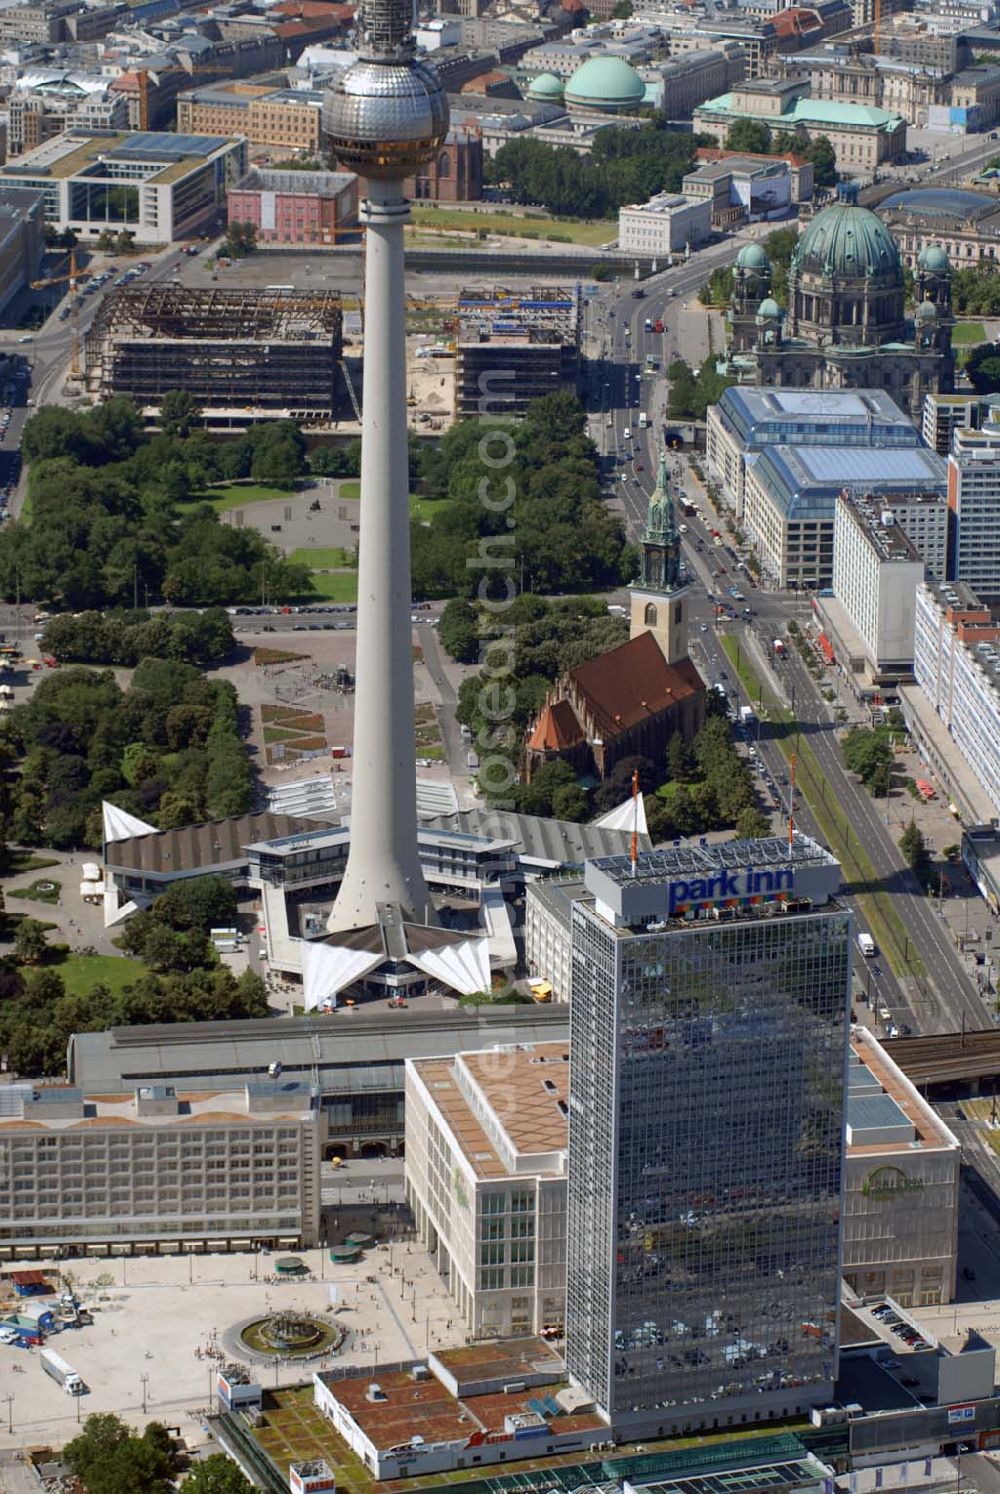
[915,298,937,322]
[564,55,645,112]
[756,297,781,319]
[736,242,771,274]
[793,197,902,283]
[527,70,564,100]
[917,242,950,274]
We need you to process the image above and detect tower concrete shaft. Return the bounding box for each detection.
[327,179,435,932]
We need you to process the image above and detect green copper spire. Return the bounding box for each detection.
[638,449,681,592]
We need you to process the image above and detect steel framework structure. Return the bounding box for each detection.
[84,286,344,420]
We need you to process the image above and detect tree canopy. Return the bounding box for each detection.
[64,1416,176,1494]
[965,342,1000,395]
[183,1456,256,1494]
[41,607,234,667]
[487,124,700,218]
[6,401,312,611]
[412,392,634,599]
[4,657,251,849]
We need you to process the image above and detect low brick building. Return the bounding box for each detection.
[227,167,358,246]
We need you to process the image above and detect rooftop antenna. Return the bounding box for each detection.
[630,767,640,878]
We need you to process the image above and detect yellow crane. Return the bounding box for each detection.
[31,248,91,380]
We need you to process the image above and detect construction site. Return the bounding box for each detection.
[83,285,344,425]
[453,285,581,420]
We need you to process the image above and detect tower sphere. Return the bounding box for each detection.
[322,59,448,178]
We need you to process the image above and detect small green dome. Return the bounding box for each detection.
[756,297,781,320]
[527,70,564,100]
[916,298,937,322]
[564,55,645,112]
[737,242,771,274]
[918,242,950,274]
[793,198,902,283]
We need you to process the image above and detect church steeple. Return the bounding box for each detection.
[629,446,690,667]
[638,452,682,594]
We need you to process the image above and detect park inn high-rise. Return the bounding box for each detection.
[566,835,851,1439]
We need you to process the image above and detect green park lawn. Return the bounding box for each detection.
[305,572,358,602]
[337,487,452,523]
[176,483,294,516]
[290,547,354,569]
[952,321,986,345]
[56,952,145,996]
[409,206,617,246]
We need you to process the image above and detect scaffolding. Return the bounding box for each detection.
[84,287,344,422]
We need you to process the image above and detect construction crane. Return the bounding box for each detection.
[31,248,91,380]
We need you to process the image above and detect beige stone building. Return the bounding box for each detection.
[843,1031,960,1307]
[176,82,323,151]
[694,78,906,171]
[405,1043,569,1339]
[0,1079,323,1258]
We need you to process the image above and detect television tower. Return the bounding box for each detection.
[322,0,447,932]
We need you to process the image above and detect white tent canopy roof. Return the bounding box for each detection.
[408,937,491,997]
[102,801,157,844]
[301,941,383,1011]
[594,793,648,836]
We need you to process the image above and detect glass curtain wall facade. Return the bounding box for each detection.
[567,895,851,1437]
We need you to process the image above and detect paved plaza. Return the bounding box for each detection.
[0,1239,466,1454]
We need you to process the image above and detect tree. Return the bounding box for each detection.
[154,875,237,933]
[899,821,930,876]
[438,599,479,664]
[726,119,771,154]
[115,229,136,255]
[160,390,203,440]
[551,782,588,821]
[666,730,689,783]
[611,0,633,14]
[804,134,838,187]
[183,1454,256,1494]
[14,918,48,966]
[965,343,1000,395]
[842,727,894,793]
[736,806,771,839]
[64,1415,131,1483]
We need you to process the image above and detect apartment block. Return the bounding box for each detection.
[912,579,1000,816]
[824,491,927,695]
[405,1043,568,1340]
[948,420,1000,601]
[0,1080,323,1257]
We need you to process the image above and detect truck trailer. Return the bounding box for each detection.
[40,1348,85,1395]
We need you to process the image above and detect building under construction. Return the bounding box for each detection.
[453,285,581,421]
[84,286,343,425]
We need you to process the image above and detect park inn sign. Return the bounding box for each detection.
[664,865,795,917]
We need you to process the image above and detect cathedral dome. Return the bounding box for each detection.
[736,242,771,275]
[917,243,950,274]
[915,298,938,322]
[792,197,902,283]
[756,297,781,320]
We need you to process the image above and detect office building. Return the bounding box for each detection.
[911,579,1000,818]
[821,490,931,697]
[566,836,850,1436]
[695,80,906,171]
[227,168,358,247]
[525,877,584,1004]
[176,82,324,151]
[843,1030,959,1308]
[617,192,712,256]
[0,187,45,321]
[0,1079,322,1258]
[725,195,954,424]
[947,420,1000,601]
[405,1042,569,1339]
[84,287,344,424]
[743,445,947,591]
[7,82,129,156]
[707,384,921,518]
[922,391,1000,457]
[0,129,247,244]
[453,285,580,420]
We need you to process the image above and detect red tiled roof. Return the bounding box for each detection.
[569,631,704,739]
[772,6,822,35]
[527,699,584,753]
